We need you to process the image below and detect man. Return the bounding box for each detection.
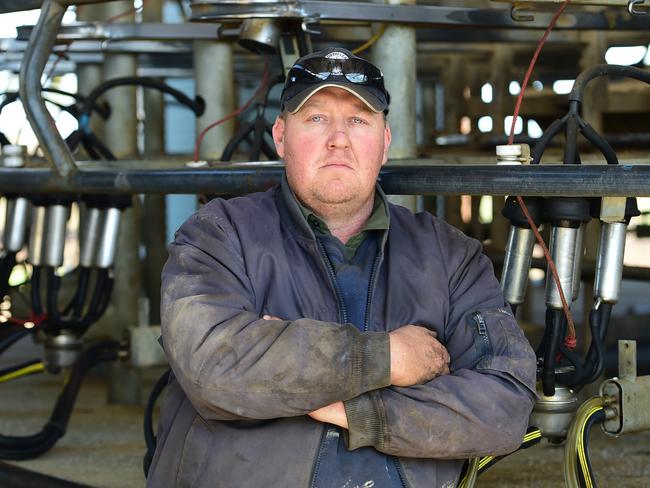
[148,47,537,488]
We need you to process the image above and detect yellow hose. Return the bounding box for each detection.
[564,396,605,488]
[0,362,45,384]
[351,24,387,55]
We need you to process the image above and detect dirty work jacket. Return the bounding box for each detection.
[147,180,537,488]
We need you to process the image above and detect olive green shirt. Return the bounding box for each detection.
[281,181,389,260]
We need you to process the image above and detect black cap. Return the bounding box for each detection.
[280,47,390,114]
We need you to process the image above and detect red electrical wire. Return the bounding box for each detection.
[193,58,270,163]
[7,313,47,328]
[508,0,577,350]
[105,0,148,24]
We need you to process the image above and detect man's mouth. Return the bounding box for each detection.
[321,161,352,169]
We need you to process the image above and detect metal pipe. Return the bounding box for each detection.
[96,207,121,268]
[28,206,47,266]
[79,206,102,268]
[18,0,77,178]
[594,222,627,304]
[545,226,578,310]
[501,226,535,306]
[2,164,650,196]
[43,204,68,267]
[3,198,31,252]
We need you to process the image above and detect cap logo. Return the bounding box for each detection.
[325,51,349,60]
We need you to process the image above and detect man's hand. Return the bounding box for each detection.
[389,325,450,387]
[308,401,348,429]
[263,314,282,321]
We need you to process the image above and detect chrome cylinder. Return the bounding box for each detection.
[3,197,30,252]
[44,332,82,371]
[570,223,585,302]
[43,204,68,267]
[530,384,579,442]
[238,18,281,54]
[594,222,627,304]
[1,144,27,168]
[28,205,47,266]
[96,208,121,268]
[501,226,536,306]
[79,207,102,268]
[545,226,578,309]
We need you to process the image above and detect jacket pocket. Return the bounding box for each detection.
[176,415,213,487]
[468,308,537,396]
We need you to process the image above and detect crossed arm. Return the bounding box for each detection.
[162,211,536,459]
[262,314,451,430]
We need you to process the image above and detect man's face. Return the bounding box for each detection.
[272,87,391,212]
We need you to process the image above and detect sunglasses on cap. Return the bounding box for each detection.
[288,57,385,88]
[281,52,390,113]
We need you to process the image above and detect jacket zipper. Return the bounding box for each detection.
[473,311,490,354]
[366,247,408,488]
[363,251,382,332]
[392,457,410,488]
[311,240,346,488]
[309,425,329,488]
[315,239,348,324]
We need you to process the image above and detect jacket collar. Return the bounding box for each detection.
[276,173,391,245]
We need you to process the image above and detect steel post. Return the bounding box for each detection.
[193,40,235,160]
[372,0,417,211]
[142,0,166,326]
[101,1,141,405]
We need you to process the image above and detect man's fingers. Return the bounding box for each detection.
[262,314,282,320]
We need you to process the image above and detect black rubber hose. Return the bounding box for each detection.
[220,123,253,161]
[1,89,110,119]
[82,269,109,327]
[143,368,171,477]
[31,267,43,316]
[579,121,619,166]
[0,341,119,460]
[578,408,606,488]
[0,251,16,298]
[579,308,604,388]
[0,461,93,488]
[542,309,563,396]
[558,338,584,387]
[0,328,31,357]
[45,267,62,326]
[531,115,568,165]
[81,77,205,123]
[83,131,117,161]
[563,114,579,166]
[41,87,110,119]
[570,64,650,104]
[71,268,90,320]
[587,303,613,383]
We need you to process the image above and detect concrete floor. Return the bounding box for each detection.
[2,336,650,487]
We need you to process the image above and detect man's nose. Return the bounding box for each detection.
[327,121,350,149]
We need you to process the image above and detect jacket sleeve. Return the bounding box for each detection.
[343,228,537,459]
[161,207,391,421]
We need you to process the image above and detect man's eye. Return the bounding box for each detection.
[310,115,323,122]
[352,117,366,124]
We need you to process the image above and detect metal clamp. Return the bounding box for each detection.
[628,0,648,15]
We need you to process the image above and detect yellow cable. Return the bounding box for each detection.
[351,24,387,55]
[0,362,45,384]
[577,406,603,488]
[564,397,605,488]
[459,427,542,486]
